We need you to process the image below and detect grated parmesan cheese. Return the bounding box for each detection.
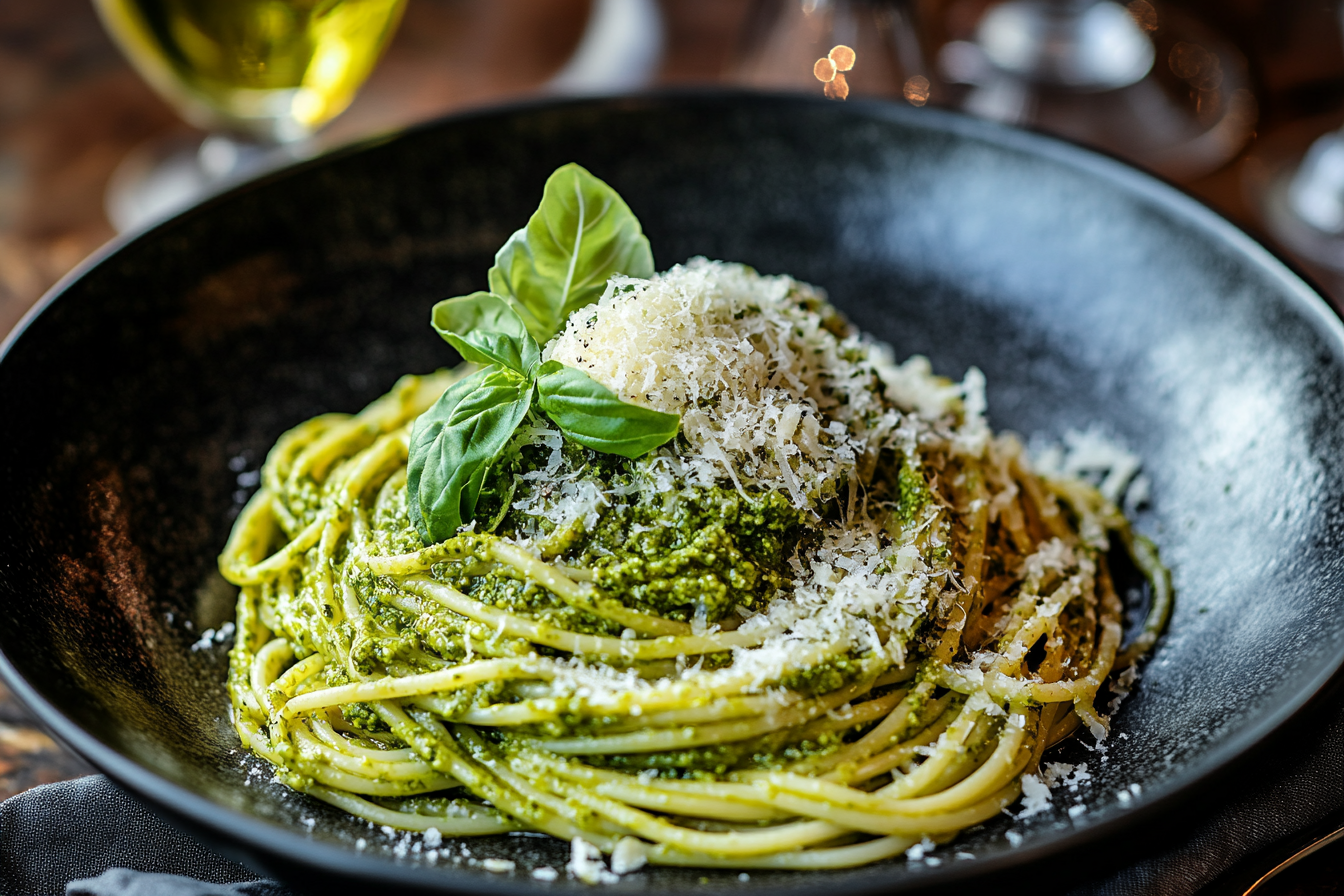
[1016,773,1053,819]
[1034,426,1142,506]
[1042,761,1075,788]
[568,837,619,884]
[904,836,936,861]
[190,621,235,652]
[547,258,913,509]
[610,836,648,874]
[1066,763,1092,791]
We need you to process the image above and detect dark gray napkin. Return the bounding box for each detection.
[0,775,290,896]
[66,870,290,896]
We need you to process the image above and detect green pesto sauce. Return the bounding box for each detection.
[444,565,624,638]
[579,485,803,624]
[340,702,389,733]
[371,486,425,556]
[778,652,869,697]
[583,729,847,778]
[285,475,324,530]
[879,453,950,568]
[895,456,934,528]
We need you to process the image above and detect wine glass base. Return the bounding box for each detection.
[105,132,293,233]
[1259,145,1344,274]
[547,0,664,94]
[1240,112,1344,280]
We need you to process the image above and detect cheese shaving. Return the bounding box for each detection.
[547,258,952,509]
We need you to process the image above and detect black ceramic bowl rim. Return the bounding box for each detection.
[3,91,1344,893]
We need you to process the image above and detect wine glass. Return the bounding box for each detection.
[93,0,407,231]
[1248,4,1344,277]
[936,0,1258,180]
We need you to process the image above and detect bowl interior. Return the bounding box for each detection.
[3,95,1344,893]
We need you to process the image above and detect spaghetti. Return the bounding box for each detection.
[220,259,1170,871]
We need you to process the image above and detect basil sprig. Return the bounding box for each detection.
[407,365,532,542]
[490,162,654,343]
[535,361,679,458]
[431,291,540,375]
[407,165,678,544]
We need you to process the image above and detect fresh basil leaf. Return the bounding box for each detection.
[430,292,540,375]
[536,362,679,459]
[407,367,532,544]
[488,163,654,343]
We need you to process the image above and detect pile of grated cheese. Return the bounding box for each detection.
[546,257,986,511]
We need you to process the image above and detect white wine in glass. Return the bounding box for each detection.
[94,0,407,143]
[94,0,406,230]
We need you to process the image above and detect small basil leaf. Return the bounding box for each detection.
[430,292,540,375]
[407,367,532,544]
[536,364,679,459]
[488,163,654,343]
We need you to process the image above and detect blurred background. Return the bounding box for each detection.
[7,0,1344,348]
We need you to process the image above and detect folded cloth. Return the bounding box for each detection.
[2,691,1342,896]
[66,870,290,896]
[0,775,291,896]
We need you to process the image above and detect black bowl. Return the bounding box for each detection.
[3,94,1344,894]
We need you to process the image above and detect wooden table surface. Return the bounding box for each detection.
[2,0,1344,891]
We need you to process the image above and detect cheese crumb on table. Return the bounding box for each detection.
[568,837,619,884]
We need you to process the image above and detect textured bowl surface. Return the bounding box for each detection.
[3,94,1344,893]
